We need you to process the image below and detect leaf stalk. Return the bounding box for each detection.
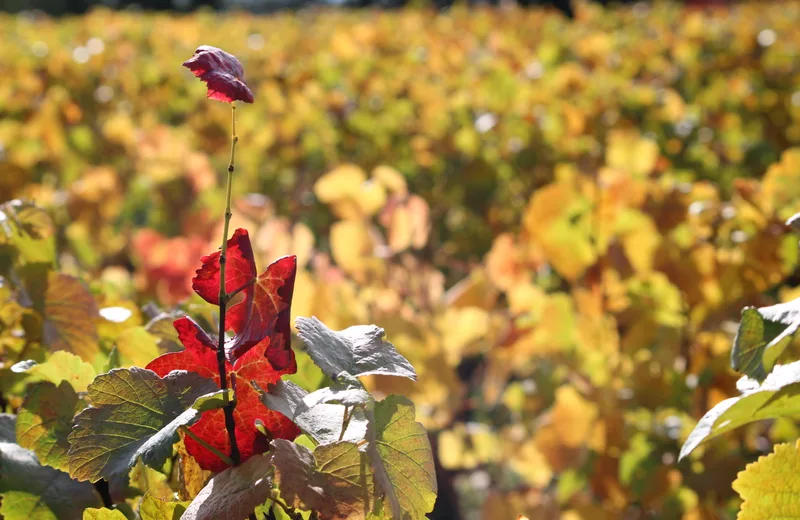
[217,102,241,466]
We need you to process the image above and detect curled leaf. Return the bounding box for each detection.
[183,46,254,104]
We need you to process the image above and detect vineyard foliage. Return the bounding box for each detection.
[3,1,800,518]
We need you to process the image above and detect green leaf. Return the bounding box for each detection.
[43,272,100,362]
[256,380,368,445]
[68,367,220,482]
[272,438,375,520]
[16,381,82,472]
[0,200,56,266]
[25,351,98,392]
[139,495,189,520]
[680,360,800,459]
[0,415,101,520]
[83,508,128,519]
[732,440,800,520]
[181,453,274,520]
[115,327,161,369]
[366,396,436,520]
[296,316,416,381]
[731,301,800,381]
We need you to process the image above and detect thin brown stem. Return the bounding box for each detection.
[217,102,241,466]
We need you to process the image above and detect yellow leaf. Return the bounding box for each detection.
[733,439,800,520]
[330,220,374,276]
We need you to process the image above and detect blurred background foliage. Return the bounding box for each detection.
[3,1,800,518]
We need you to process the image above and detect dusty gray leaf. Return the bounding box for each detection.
[257,380,367,445]
[296,317,416,381]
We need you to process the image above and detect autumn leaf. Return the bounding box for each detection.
[15,381,82,472]
[272,439,375,520]
[43,272,100,362]
[83,508,127,519]
[732,440,800,520]
[191,228,297,367]
[183,45,254,104]
[181,453,274,520]
[67,367,222,482]
[366,396,436,520]
[138,495,190,520]
[146,316,300,472]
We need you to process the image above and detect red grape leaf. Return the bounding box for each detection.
[182,46,254,104]
[229,255,297,368]
[146,317,299,473]
[190,228,297,367]
[192,228,256,336]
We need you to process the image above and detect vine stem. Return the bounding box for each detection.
[218,102,241,466]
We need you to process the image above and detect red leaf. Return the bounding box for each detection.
[145,317,299,472]
[228,255,297,368]
[192,228,256,336]
[183,46,254,104]
[190,229,297,366]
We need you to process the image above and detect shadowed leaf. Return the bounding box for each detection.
[181,453,273,520]
[15,381,82,472]
[67,367,220,482]
[731,301,800,381]
[0,415,101,520]
[272,438,375,520]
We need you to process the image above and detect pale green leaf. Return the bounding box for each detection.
[731,301,800,381]
[115,327,161,369]
[68,368,220,482]
[25,351,98,392]
[680,360,800,459]
[366,396,436,520]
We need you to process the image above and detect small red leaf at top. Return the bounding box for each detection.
[192,228,256,335]
[145,317,299,473]
[227,255,297,369]
[183,46,254,104]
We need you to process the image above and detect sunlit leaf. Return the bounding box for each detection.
[139,495,190,520]
[366,396,436,520]
[680,361,800,459]
[732,440,800,520]
[296,316,416,381]
[83,508,127,519]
